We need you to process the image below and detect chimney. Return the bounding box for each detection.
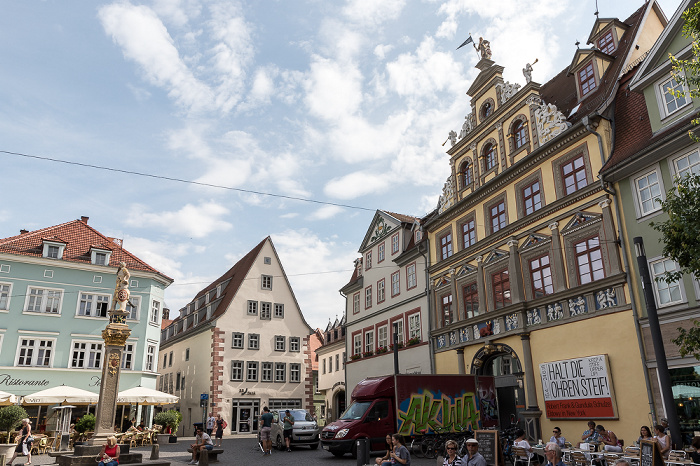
[80,216,89,224]
[19,229,28,235]
[162,307,170,320]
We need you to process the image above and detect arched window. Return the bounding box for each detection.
[481,101,493,120]
[483,143,497,171]
[458,160,473,188]
[513,120,527,150]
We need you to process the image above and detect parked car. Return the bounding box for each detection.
[271,409,320,450]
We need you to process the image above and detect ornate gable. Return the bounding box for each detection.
[358,210,402,251]
[484,249,509,265]
[519,233,552,253]
[561,212,603,236]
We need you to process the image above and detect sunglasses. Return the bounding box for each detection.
[553,431,560,433]
[447,447,456,450]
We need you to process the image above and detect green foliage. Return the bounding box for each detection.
[153,410,181,434]
[75,413,95,433]
[0,405,28,432]
[652,173,700,359]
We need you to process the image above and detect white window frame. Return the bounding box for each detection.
[289,336,300,352]
[260,302,272,320]
[391,271,400,297]
[377,325,388,349]
[146,344,156,372]
[24,286,63,315]
[353,334,362,355]
[247,361,259,381]
[76,292,111,318]
[353,292,360,314]
[655,73,691,119]
[391,233,400,254]
[274,303,284,318]
[42,241,65,259]
[391,319,405,345]
[69,340,104,369]
[290,363,301,383]
[0,282,11,311]
[274,335,285,351]
[328,356,333,373]
[90,248,112,266]
[121,342,135,370]
[15,337,56,367]
[231,361,243,381]
[232,332,244,349]
[261,275,273,290]
[378,243,385,262]
[274,362,286,382]
[670,148,700,180]
[365,251,372,270]
[407,264,417,290]
[262,362,273,382]
[408,313,421,340]
[649,257,686,308]
[365,286,372,309]
[322,358,326,374]
[248,333,259,350]
[364,330,374,353]
[247,300,258,315]
[631,165,665,219]
[377,279,385,303]
[150,300,160,325]
[335,354,339,371]
[126,296,140,320]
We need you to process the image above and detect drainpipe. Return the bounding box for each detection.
[419,238,435,375]
[339,289,349,412]
[583,114,656,421]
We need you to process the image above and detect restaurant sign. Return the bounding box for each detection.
[539,354,617,419]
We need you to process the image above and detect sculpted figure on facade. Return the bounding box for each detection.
[459,114,475,139]
[523,59,537,84]
[568,296,587,316]
[438,174,456,214]
[534,102,571,144]
[448,130,458,147]
[496,81,521,104]
[477,37,492,60]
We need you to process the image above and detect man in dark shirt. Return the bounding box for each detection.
[260,407,274,455]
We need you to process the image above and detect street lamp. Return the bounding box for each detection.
[634,237,682,447]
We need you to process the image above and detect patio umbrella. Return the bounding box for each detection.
[23,385,99,405]
[0,390,17,405]
[116,386,179,405]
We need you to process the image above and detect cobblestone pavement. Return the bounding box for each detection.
[11,435,439,466]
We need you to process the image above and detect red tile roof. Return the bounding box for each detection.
[0,218,171,280]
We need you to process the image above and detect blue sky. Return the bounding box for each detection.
[0,0,681,330]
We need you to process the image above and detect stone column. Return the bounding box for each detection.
[456,348,466,375]
[450,268,460,322]
[508,239,524,304]
[470,143,480,188]
[476,256,486,316]
[599,198,622,275]
[496,122,507,170]
[91,263,132,445]
[520,333,542,442]
[549,222,567,293]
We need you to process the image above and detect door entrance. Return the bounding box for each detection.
[231,399,260,433]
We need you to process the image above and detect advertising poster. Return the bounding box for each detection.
[539,354,617,419]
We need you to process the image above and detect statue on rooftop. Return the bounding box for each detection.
[477,37,492,60]
[523,58,538,84]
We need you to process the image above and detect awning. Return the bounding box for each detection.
[0,390,17,405]
[23,385,99,405]
[116,386,179,405]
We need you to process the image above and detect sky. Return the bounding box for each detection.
[0,0,682,331]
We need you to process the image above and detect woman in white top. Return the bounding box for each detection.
[653,425,671,458]
[514,429,544,464]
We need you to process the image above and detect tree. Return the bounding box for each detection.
[670,2,700,135]
[0,405,28,432]
[652,173,700,358]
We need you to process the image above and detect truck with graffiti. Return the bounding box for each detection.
[320,374,497,457]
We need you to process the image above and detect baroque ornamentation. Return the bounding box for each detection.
[459,114,476,139]
[527,308,542,326]
[496,81,521,104]
[438,174,456,214]
[108,353,121,376]
[460,327,470,342]
[102,327,130,346]
[370,217,393,242]
[448,130,458,147]
[546,302,564,321]
[449,331,458,345]
[505,313,519,331]
[437,335,447,349]
[534,102,571,144]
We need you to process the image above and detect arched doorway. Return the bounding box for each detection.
[471,343,525,428]
[333,389,346,421]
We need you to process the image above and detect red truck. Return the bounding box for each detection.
[321,374,498,457]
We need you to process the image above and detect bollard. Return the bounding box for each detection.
[356,438,370,466]
[1,453,6,466]
[150,444,159,460]
[199,449,210,466]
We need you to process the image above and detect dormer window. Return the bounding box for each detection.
[597,30,615,54]
[42,241,65,260]
[579,62,597,96]
[90,247,112,266]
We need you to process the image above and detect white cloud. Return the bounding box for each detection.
[126,201,233,238]
[374,44,394,60]
[308,205,344,220]
[304,56,363,121]
[272,229,357,329]
[99,3,215,113]
[342,0,406,27]
[324,171,390,199]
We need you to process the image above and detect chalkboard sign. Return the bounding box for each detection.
[640,439,663,466]
[475,430,502,466]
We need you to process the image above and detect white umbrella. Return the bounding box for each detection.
[0,390,17,405]
[23,385,99,405]
[117,386,179,405]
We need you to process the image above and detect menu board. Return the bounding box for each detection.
[640,439,662,466]
[474,430,501,466]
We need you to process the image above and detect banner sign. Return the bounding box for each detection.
[539,354,617,419]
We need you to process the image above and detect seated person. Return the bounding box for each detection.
[189,427,214,465]
[96,436,120,466]
[550,428,566,448]
[596,425,622,453]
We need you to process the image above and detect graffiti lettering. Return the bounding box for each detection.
[397,392,480,435]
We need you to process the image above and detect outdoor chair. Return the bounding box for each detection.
[513,447,538,466]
